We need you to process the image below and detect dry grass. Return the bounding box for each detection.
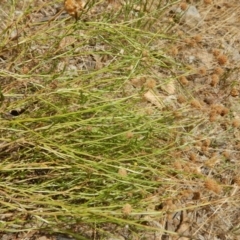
[0,0,240,239]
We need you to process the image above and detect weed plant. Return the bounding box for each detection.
[0,0,240,239]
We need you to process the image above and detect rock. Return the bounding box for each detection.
[107,236,125,240]
[183,6,202,27]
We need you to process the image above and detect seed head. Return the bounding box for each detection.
[222,150,230,159]
[179,76,189,85]
[189,152,197,162]
[122,203,132,216]
[220,107,229,116]
[192,191,201,200]
[180,2,188,11]
[64,0,83,19]
[177,94,186,104]
[210,74,219,87]
[214,67,224,76]
[193,34,202,43]
[126,131,134,139]
[212,49,221,57]
[197,66,207,75]
[230,88,239,97]
[173,161,182,170]
[118,168,128,177]
[204,156,219,168]
[202,139,211,147]
[209,110,217,122]
[131,77,146,88]
[217,54,228,65]
[169,46,179,56]
[212,104,229,116]
[190,99,202,109]
[204,0,212,4]
[204,178,222,194]
[145,79,156,89]
[232,119,240,128]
